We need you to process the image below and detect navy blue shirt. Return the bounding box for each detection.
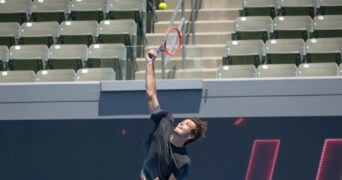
[142,109,190,180]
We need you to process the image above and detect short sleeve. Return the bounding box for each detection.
[150,109,173,125]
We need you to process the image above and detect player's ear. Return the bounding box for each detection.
[187,134,195,140]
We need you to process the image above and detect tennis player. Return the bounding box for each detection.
[140,50,208,180]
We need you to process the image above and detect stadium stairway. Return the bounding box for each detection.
[134,0,240,79]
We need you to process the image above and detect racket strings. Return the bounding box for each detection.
[164,28,181,56]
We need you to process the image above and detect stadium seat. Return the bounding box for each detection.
[265,39,305,66]
[48,44,87,71]
[232,16,273,42]
[76,68,116,81]
[19,21,59,47]
[298,63,338,77]
[107,0,147,45]
[224,40,265,67]
[279,0,317,18]
[273,16,313,41]
[0,46,8,71]
[318,0,342,15]
[8,45,48,72]
[31,0,70,23]
[98,20,137,75]
[313,15,342,38]
[0,70,36,83]
[241,0,279,18]
[306,38,342,64]
[0,22,20,47]
[0,0,31,24]
[70,0,107,22]
[257,64,297,77]
[87,43,126,80]
[36,69,75,82]
[59,20,99,46]
[216,65,256,78]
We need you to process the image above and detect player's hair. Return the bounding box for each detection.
[185,117,208,146]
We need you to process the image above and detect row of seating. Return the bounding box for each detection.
[240,0,342,18]
[0,68,116,83]
[0,0,146,23]
[0,43,129,80]
[217,63,340,78]
[223,38,342,67]
[232,15,342,42]
[0,19,137,47]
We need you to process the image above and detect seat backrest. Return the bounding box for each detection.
[49,44,87,60]
[32,0,70,13]
[265,39,305,65]
[0,46,8,62]
[0,0,31,24]
[0,22,20,39]
[306,38,342,54]
[0,46,8,70]
[88,43,126,60]
[318,0,342,15]
[226,40,265,57]
[257,64,297,77]
[76,68,116,81]
[70,0,108,21]
[298,63,338,76]
[314,15,342,30]
[234,16,273,32]
[273,16,313,40]
[71,0,107,12]
[9,44,48,61]
[242,0,279,18]
[99,19,137,37]
[36,69,75,82]
[0,22,20,47]
[20,22,59,45]
[108,0,146,12]
[60,20,99,36]
[274,16,313,32]
[0,70,36,83]
[266,39,305,55]
[216,65,256,78]
[31,0,70,22]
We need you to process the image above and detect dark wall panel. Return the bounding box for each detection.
[1,117,342,180]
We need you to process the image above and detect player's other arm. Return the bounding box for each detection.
[145,50,160,114]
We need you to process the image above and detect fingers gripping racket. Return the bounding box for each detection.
[148,26,182,59]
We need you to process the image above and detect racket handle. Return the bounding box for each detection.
[148,48,160,59]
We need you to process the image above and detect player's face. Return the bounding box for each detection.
[174,119,196,139]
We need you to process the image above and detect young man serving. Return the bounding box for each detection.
[140,50,208,180]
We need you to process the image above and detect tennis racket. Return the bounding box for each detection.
[148,26,182,59]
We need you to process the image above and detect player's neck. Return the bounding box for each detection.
[170,134,185,148]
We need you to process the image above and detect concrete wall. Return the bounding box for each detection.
[1,77,342,120]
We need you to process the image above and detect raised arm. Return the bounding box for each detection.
[145,49,160,113]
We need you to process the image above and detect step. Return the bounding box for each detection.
[144,44,227,58]
[146,32,231,45]
[163,0,241,10]
[134,67,219,80]
[136,56,222,71]
[155,9,239,22]
[154,20,234,33]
